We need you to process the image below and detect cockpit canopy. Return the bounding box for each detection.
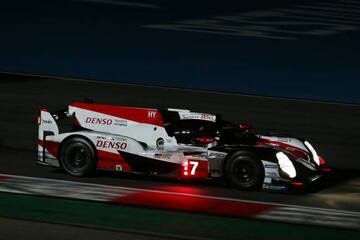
[161,110,256,146]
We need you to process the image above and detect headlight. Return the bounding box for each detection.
[276,152,296,178]
[304,141,320,166]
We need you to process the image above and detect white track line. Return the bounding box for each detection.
[1,173,360,217]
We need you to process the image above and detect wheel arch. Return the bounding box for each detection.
[222,147,262,174]
[223,148,266,190]
[57,134,98,165]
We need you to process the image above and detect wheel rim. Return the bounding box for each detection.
[63,144,91,173]
[233,160,256,183]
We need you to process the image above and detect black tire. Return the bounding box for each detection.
[225,151,264,191]
[60,137,97,176]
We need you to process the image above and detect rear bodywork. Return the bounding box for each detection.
[38,102,330,191]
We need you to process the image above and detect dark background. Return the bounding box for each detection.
[1,73,359,170]
[1,0,359,103]
[0,3,359,238]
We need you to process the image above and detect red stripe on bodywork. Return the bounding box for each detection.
[38,140,60,158]
[258,138,309,159]
[112,191,274,217]
[70,102,163,127]
[97,150,132,171]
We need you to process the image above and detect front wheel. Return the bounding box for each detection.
[225,152,264,191]
[60,137,97,176]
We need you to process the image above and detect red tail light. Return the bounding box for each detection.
[290,182,303,186]
[183,159,189,176]
[319,156,326,165]
[196,137,215,144]
[37,116,41,125]
[321,168,331,172]
[239,123,252,130]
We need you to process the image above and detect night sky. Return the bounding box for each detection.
[1,0,359,103]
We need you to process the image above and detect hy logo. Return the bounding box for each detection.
[148,111,157,118]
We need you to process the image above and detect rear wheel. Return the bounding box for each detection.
[60,137,97,176]
[225,152,264,190]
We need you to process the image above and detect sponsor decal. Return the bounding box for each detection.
[200,114,214,120]
[148,110,157,118]
[180,113,216,121]
[263,160,280,178]
[114,137,127,142]
[179,113,216,122]
[266,172,279,178]
[263,184,288,190]
[182,114,194,119]
[41,119,53,124]
[114,119,128,126]
[96,140,127,150]
[265,164,278,169]
[85,117,112,125]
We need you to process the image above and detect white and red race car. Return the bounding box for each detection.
[38,102,330,191]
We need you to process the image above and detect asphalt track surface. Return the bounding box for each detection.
[0,217,164,240]
[0,72,359,214]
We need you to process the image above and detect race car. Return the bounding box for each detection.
[37,102,330,191]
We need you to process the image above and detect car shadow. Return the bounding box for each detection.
[50,166,359,195]
[300,168,360,194]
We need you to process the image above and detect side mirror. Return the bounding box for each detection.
[239,123,252,131]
